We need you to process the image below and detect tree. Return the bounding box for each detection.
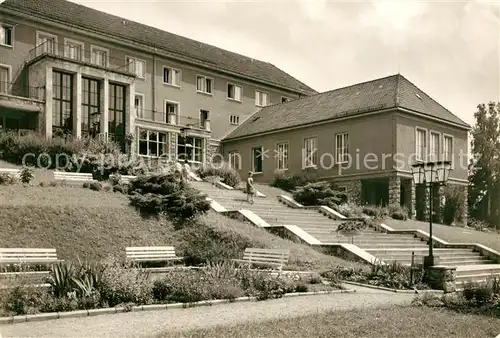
[469,103,500,228]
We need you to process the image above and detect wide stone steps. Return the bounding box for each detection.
[195,181,498,288]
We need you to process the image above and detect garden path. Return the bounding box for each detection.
[0,285,416,338]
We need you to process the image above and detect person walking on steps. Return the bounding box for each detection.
[182,159,191,182]
[246,171,255,204]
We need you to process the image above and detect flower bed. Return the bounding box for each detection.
[0,260,340,317]
[320,262,429,291]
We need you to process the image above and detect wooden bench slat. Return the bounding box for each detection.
[245,248,290,254]
[243,252,288,258]
[231,259,282,266]
[242,256,287,263]
[0,248,56,253]
[126,246,175,251]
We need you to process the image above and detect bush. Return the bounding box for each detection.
[362,205,388,219]
[292,181,347,207]
[113,183,130,194]
[89,181,103,191]
[20,167,34,184]
[333,202,364,218]
[1,286,48,315]
[196,163,241,188]
[102,183,112,192]
[0,172,17,185]
[443,185,467,225]
[336,219,371,234]
[108,173,122,186]
[179,222,253,265]
[272,170,320,192]
[128,173,211,224]
[98,258,153,307]
[388,204,408,221]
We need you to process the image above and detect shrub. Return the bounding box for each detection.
[295,283,308,293]
[0,172,17,185]
[179,222,253,265]
[196,163,241,188]
[443,185,467,225]
[333,202,364,218]
[272,170,319,192]
[113,183,129,194]
[362,205,388,219]
[336,219,370,234]
[467,218,490,231]
[89,181,103,191]
[98,258,153,307]
[19,167,34,184]
[292,181,347,207]
[108,173,122,186]
[82,182,91,189]
[102,182,112,192]
[1,286,49,315]
[388,204,408,220]
[128,173,211,224]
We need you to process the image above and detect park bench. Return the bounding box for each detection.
[0,168,21,178]
[125,246,184,264]
[54,171,94,183]
[0,248,59,286]
[232,248,290,271]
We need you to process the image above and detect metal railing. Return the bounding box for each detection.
[0,81,45,101]
[135,108,208,130]
[27,41,135,75]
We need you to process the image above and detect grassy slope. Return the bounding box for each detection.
[386,219,500,252]
[0,185,358,270]
[165,306,500,338]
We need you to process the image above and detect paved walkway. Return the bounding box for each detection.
[0,285,416,338]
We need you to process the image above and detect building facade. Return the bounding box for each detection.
[0,0,315,163]
[222,75,471,222]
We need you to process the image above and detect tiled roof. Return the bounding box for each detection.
[223,74,471,140]
[1,0,316,95]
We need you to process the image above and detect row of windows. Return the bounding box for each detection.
[228,134,349,173]
[1,25,293,107]
[415,128,453,162]
[137,128,204,162]
[134,94,240,126]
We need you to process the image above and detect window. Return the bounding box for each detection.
[227,83,242,101]
[229,151,241,170]
[230,115,240,125]
[178,136,203,163]
[335,133,349,164]
[200,110,209,129]
[52,71,73,132]
[90,46,108,67]
[127,57,146,79]
[163,66,180,86]
[0,24,13,47]
[0,66,10,94]
[252,147,263,173]
[415,128,427,162]
[443,135,453,162]
[255,90,269,107]
[164,101,179,124]
[138,129,169,157]
[81,77,100,137]
[196,75,213,94]
[429,132,440,161]
[135,94,144,118]
[304,137,318,168]
[108,83,126,151]
[281,96,289,103]
[64,39,83,61]
[276,142,289,170]
[37,31,57,55]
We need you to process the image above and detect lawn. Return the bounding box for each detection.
[0,184,359,270]
[386,219,500,252]
[162,305,500,338]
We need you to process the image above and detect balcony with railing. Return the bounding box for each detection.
[26,41,136,77]
[134,108,210,133]
[0,81,45,113]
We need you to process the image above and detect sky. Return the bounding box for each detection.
[68,0,500,127]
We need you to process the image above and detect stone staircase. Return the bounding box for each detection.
[193,181,500,288]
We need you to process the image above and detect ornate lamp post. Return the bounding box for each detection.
[411,160,452,268]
